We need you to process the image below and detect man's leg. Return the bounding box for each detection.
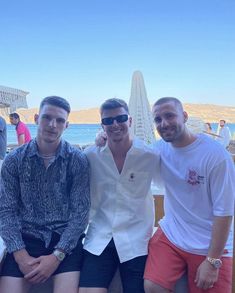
[79,239,119,293]
[53,271,80,293]
[0,247,32,293]
[52,234,84,293]
[144,280,170,293]
[0,276,31,293]
[119,255,147,293]
[144,228,186,293]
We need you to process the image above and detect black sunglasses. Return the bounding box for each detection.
[101,114,129,125]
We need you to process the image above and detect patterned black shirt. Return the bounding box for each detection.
[0,139,90,254]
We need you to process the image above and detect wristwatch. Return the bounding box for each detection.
[53,249,66,262]
[206,257,222,269]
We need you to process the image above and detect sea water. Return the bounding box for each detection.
[6,124,102,146]
[6,123,235,146]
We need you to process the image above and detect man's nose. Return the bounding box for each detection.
[49,118,57,127]
[112,119,119,126]
[160,118,169,128]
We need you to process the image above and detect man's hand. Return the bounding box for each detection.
[195,259,219,290]
[95,130,107,147]
[13,249,39,275]
[24,254,60,284]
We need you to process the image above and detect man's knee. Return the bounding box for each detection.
[144,279,170,293]
[53,271,80,293]
[0,276,31,293]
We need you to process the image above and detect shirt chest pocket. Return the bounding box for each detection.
[121,171,151,199]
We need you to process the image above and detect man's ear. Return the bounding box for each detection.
[183,111,188,123]
[65,121,69,129]
[34,114,39,124]
[128,116,132,127]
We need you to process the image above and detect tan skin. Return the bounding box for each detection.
[0,104,80,293]
[144,101,232,293]
[102,108,132,173]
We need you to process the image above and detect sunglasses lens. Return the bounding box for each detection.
[116,114,128,123]
[101,117,113,125]
[101,114,128,125]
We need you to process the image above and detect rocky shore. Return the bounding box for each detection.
[2,103,235,124]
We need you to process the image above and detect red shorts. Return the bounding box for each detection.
[144,228,232,292]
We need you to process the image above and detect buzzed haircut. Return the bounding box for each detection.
[153,97,183,111]
[40,96,71,114]
[100,98,129,115]
[9,112,20,119]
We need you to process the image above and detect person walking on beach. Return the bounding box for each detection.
[0,96,90,293]
[9,112,31,145]
[0,116,7,170]
[216,119,231,149]
[79,98,161,293]
[144,97,235,293]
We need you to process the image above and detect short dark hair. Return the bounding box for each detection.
[9,112,20,119]
[100,98,129,115]
[206,122,212,130]
[40,96,71,114]
[220,119,226,123]
[153,97,183,111]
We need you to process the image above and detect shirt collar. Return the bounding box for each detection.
[99,137,144,155]
[28,138,67,159]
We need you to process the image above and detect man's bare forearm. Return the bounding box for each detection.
[208,216,233,258]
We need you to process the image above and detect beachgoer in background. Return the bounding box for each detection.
[9,112,31,145]
[144,97,235,293]
[79,98,161,293]
[0,116,7,171]
[0,96,90,293]
[216,119,231,149]
[205,122,212,133]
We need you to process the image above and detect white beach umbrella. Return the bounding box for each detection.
[128,71,156,144]
[186,116,206,134]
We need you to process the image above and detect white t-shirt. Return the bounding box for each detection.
[84,138,161,262]
[154,134,235,256]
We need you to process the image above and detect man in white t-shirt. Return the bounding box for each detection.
[144,97,235,293]
[79,98,161,293]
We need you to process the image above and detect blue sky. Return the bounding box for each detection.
[1,0,234,109]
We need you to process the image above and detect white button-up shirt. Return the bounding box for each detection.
[84,138,161,263]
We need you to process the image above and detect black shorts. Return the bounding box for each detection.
[79,239,147,293]
[0,232,84,277]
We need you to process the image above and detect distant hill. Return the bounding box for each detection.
[2,103,235,124]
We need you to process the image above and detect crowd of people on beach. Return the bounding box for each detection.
[0,96,234,293]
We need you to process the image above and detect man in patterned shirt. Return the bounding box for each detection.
[0,96,90,293]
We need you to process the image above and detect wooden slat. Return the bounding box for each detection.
[154,195,164,227]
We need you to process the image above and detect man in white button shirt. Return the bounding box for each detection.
[79,98,161,293]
